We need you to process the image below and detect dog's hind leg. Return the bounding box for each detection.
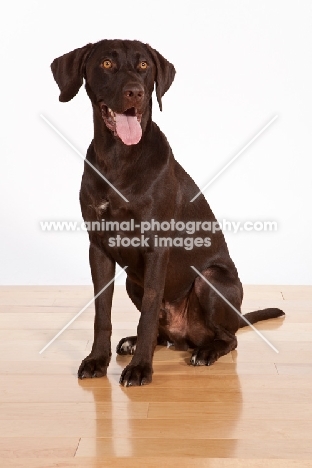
[190,266,243,366]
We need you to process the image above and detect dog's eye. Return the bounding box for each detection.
[102,60,112,69]
[139,61,148,70]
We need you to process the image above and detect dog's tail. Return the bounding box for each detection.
[239,308,285,328]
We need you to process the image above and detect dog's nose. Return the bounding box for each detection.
[123,84,144,103]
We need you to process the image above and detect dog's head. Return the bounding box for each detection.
[51,39,175,145]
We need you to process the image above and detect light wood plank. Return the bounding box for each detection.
[0,361,79,375]
[1,380,312,404]
[2,458,312,467]
[0,402,148,420]
[76,437,312,458]
[0,437,79,458]
[0,313,136,329]
[147,401,312,420]
[280,286,312,300]
[2,417,312,439]
[232,341,312,363]
[241,286,283,300]
[276,363,312,375]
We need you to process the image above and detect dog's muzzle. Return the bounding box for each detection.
[99,102,143,146]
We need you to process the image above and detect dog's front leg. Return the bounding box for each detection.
[119,250,169,387]
[78,242,115,379]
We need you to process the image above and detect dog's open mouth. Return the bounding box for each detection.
[100,102,143,146]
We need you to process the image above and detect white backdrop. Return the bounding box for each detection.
[1,0,311,285]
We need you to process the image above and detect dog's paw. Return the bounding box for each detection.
[78,354,111,379]
[116,336,137,355]
[119,363,153,387]
[190,348,219,366]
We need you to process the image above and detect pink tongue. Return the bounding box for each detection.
[115,113,142,145]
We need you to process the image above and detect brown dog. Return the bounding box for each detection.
[51,39,284,386]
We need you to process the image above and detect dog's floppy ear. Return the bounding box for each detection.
[51,43,94,102]
[146,45,176,111]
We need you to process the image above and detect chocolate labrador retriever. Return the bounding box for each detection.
[51,39,284,386]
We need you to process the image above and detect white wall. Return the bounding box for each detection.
[1,0,311,285]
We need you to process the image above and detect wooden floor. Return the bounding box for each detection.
[0,285,312,467]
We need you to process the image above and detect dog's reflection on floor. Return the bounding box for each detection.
[77,344,243,458]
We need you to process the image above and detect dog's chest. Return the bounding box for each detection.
[94,200,110,219]
[83,194,130,227]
